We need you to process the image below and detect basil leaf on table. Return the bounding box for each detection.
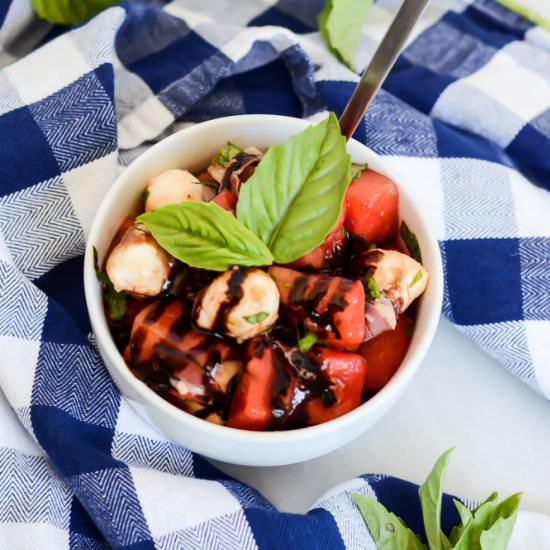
[351,493,426,550]
[31,0,118,24]
[452,493,521,550]
[138,202,273,271]
[418,448,454,550]
[318,0,373,71]
[449,500,473,545]
[472,492,499,515]
[236,113,351,264]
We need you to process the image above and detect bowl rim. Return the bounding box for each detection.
[84,113,443,444]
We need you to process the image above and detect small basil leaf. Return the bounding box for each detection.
[418,448,454,550]
[400,221,422,263]
[472,492,499,515]
[350,493,427,550]
[449,499,473,545]
[237,113,351,263]
[31,0,117,24]
[453,493,522,550]
[138,201,273,271]
[479,506,520,550]
[298,331,319,352]
[243,311,269,324]
[351,163,369,180]
[454,499,473,527]
[318,0,373,71]
[93,246,127,322]
[409,270,423,288]
[367,277,381,300]
[106,290,127,322]
[216,142,244,167]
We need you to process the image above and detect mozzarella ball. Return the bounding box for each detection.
[363,249,429,313]
[194,268,279,342]
[106,223,172,296]
[145,169,216,211]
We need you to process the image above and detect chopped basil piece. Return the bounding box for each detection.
[350,163,369,181]
[367,243,376,251]
[216,141,244,167]
[92,246,127,322]
[409,269,423,288]
[298,331,319,353]
[243,311,269,324]
[367,277,381,300]
[400,221,422,263]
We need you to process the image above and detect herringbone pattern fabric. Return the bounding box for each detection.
[0,0,549,548]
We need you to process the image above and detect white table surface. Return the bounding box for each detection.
[215,319,550,515]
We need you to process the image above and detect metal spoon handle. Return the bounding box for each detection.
[339,0,430,140]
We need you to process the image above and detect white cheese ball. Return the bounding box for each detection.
[368,249,429,313]
[145,169,215,212]
[195,268,279,342]
[106,224,172,296]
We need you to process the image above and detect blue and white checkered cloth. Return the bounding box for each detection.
[0,0,549,548]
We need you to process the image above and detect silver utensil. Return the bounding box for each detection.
[339,0,430,140]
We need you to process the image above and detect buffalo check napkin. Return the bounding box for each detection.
[0,0,549,548]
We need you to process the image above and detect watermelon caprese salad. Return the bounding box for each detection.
[95,114,429,431]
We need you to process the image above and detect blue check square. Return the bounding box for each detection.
[444,238,523,325]
[0,106,59,195]
[127,29,220,94]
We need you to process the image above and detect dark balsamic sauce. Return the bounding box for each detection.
[221,153,260,191]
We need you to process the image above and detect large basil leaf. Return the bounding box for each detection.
[318,0,373,71]
[236,113,351,264]
[351,493,426,550]
[452,493,521,550]
[418,448,454,550]
[31,0,118,24]
[138,202,273,271]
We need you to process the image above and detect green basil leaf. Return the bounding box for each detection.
[138,201,273,271]
[350,493,427,550]
[449,500,473,545]
[452,493,522,550]
[298,331,319,352]
[479,508,520,550]
[400,221,422,263]
[236,113,351,263]
[93,246,127,322]
[318,0,373,71]
[367,277,381,299]
[454,499,473,527]
[216,142,244,168]
[409,269,424,288]
[106,289,127,322]
[243,311,269,324]
[418,448,454,550]
[472,492,499,515]
[31,0,118,24]
[351,163,369,180]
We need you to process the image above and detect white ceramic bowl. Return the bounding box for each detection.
[84,114,443,466]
